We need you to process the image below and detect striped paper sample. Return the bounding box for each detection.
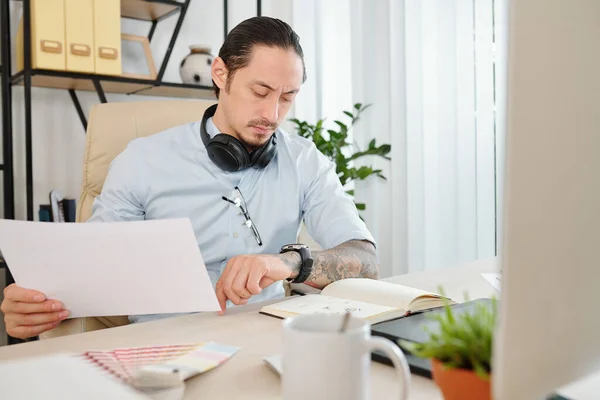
[81,342,240,384]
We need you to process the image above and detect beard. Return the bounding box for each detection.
[238,118,278,151]
[242,134,270,151]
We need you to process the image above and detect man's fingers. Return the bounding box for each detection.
[247,265,265,295]
[8,321,60,340]
[223,280,245,306]
[5,300,64,315]
[5,310,69,328]
[215,284,228,315]
[232,269,253,299]
[215,283,249,316]
[259,276,276,289]
[4,284,46,303]
[222,262,245,305]
[216,258,236,315]
[216,256,266,314]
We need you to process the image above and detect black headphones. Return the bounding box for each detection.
[200,104,277,172]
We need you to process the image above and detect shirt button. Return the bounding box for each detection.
[233,232,239,238]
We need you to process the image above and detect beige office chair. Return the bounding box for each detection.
[40,99,215,339]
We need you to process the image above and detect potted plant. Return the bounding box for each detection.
[400,296,498,400]
[289,103,391,213]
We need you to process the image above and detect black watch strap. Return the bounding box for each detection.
[280,244,313,284]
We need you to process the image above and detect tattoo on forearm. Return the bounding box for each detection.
[277,251,302,274]
[305,240,378,289]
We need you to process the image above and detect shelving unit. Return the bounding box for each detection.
[10,68,216,100]
[1,0,241,222]
[121,0,183,21]
[0,0,263,345]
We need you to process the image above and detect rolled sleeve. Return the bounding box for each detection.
[301,145,376,250]
[87,144,146,223]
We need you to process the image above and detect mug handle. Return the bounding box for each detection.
[367,337,411,400]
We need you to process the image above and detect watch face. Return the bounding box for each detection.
[282,244,307,251]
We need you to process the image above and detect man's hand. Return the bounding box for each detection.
[216,252,301,315]
[1,284,70,339]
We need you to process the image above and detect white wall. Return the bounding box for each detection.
[313,0,500,276]
[349,0,395,274]
[3,1,293,221]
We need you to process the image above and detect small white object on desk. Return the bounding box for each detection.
[131,368,186,400]
[132,366,185,390]
[481,273,501,292]
[263,354,283,376]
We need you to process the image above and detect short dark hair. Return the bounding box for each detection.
[213,16,306,98]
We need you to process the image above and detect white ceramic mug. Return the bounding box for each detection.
[281,313,411,400]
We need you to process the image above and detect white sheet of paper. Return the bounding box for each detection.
[481,273,501,291]
[0,218,220,318]
[0,354,152,400]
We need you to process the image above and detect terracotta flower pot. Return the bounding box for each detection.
[431,358,492,400]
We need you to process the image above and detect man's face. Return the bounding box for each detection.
[212,46,304,150]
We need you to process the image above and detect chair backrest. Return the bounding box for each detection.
[39,100,216,340]
[77,100,215,222]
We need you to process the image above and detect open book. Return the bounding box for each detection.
[260,278,456,324]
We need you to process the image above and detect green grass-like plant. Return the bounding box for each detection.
[400,292,498,381]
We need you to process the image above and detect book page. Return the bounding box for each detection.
[320,278,437,310]
[263,294,402,320]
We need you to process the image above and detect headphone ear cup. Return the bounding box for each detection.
[206,134,251,172]
[250,134,277,168]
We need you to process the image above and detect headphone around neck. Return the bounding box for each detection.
[200,104,277,172]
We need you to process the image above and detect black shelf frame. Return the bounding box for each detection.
[1,0,14,222]
[1,0,17,346]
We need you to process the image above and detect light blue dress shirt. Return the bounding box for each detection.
[88,117,375,323]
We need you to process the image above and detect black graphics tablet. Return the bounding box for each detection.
[370,298,495,378]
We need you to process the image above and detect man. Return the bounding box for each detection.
[1,17,378,340]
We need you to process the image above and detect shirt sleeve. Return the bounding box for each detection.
[301,144,376,250]
[87,143,146,222]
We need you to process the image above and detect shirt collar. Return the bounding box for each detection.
[205,117,221,139]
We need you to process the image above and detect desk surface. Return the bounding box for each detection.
[0,258,498,399]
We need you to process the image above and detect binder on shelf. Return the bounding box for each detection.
[48,190,76,223]
[16,0,67,71]
[65,0,95,73]
[93,0,122,76]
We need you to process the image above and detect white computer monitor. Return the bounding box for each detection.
[492,0,600,399]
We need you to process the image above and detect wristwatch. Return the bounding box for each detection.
[280,244,313,284]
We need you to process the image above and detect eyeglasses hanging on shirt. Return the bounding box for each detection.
[222,187,263,246]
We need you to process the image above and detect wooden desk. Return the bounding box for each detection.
[0,258,498,399]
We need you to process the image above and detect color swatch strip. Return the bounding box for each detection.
[81,342,240,384]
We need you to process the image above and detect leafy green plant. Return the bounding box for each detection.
[289,103,391,212]
[400,292,498,381]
